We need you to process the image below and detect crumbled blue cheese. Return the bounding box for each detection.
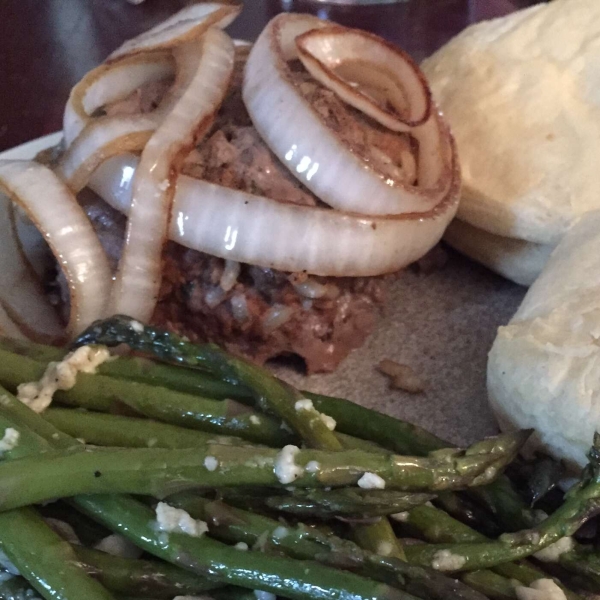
[94,534,142,559]
[249,415,261,425]
[515,578,567,600]
[254,591,276,600]
[320,414,336,431]
[272,526,288,540]
[274,445,304,484]
[357,472,386,489]
[17,346,111,413]
[390,512,410,523]
[129,320,145,333]
[155,502,208,537]
[305,460,320,473]
[377,541,394,556]
[295,399,314,412]
[204,456,219,472]
[235,542,249,550]
[294,399,336,431]
[0,428,19,456]
[533,537,575,563]
[431,549,466,571]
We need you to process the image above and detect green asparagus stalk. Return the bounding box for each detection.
[0,347,292,447]
[73,546,221,598]
[70,318,541,530]
[0,507,116,600]
[0,346,392,456]
[264,488,434,519]
[76,494,423,600]
[434,492,501,538]
[459,571,516,600]
[43,408,256,449]
[0,428,530,511]
[0,336,248,400]
[72,317,541,567]
[402,439,600,574]
[0,388,424,600]
[352,519,407,561]
[0,403,113,600]
[394,504,584,600]
[169,494,490,600]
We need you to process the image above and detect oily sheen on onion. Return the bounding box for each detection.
[243,14,455,216]
[84,13,459,282]
[0,161,112,341]
[50,8,459,333]
[59,3,238,323]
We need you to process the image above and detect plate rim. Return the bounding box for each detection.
[0,132,63,161]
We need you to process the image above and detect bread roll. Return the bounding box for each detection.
[422,0,600,282]
[444,220,552,287]
[488,211,600,468]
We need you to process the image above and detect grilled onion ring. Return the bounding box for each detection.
[0,161,111,341]
[243,14,453,216]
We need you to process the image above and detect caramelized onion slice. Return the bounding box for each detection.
[63,53,174,146]
[109,2,241,60]
[90,133,459,277]
[0,161,112,340]
[57,115,157,192]
[296,26,431,132]
[243,14,454,216]
[109,28,235,322]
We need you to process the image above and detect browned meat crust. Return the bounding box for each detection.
[75,46,399,373]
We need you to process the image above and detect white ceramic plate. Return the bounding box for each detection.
[0,132,63,161]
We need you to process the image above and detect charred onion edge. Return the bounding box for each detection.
[63,53,174,147]
[108,2,241,60]
[295,26,432,132]
[108,28,236,322]
[243,13,454,216]
[0,161,112,341]
[57,116,157,193]
[90,119,459,277]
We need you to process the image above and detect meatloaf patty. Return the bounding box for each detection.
[73,46,414,373]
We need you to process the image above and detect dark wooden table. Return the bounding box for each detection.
[0,0,532,153]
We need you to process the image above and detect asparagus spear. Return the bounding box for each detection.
[43,408,256,449]
[71,318,543,546]
[395,504,583,600]
[0,428,528,511]
[0,346,392,456]
[169,494,490,600]
[459,571,516,600]
[0,507,116,600]
[0,347,292,447]
[0,388,424,600]
[0,336,248,400]
[0,410,112,600]
[264,488,434,519]
[73,546,222,598]
[76,494,423,600]
[70,318,540,531]
[402,437,600,574]
[73,318,407,566]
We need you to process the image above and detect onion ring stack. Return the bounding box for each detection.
[90,13,460,281]
[0,6,461,350]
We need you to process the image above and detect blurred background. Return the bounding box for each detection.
[0,0,541,152]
